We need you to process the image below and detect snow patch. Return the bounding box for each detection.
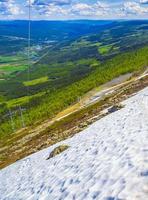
[0,87,148,200]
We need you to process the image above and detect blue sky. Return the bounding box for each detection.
[0,0,148,20]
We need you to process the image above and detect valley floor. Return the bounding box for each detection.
[0,87,148,200]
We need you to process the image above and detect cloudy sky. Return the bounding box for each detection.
[0,0,148,20]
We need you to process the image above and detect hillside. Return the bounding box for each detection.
[0,86,148,200]
[0,20,148,168]
[0,20,148,139]
[0,46,148,138]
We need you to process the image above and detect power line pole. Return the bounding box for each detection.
[9,109,15,132]
[19,106,25,128]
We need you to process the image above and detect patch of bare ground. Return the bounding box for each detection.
[46,145,70,160]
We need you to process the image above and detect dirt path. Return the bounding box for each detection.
[55,73,133,119]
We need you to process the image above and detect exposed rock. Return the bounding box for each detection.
[47,145,69,160]
[108,104,124,113]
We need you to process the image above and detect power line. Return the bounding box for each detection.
[27,0,31,96]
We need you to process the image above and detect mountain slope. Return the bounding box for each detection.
[0,87,148,200]
[0,20,148,138]
[0,46,147,138]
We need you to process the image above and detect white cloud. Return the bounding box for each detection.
[9,4,22,15]
[44,3,69,16]
[71,1,109,16]
[71,3,93,16]
[32,0,71,6]
[139,0,148,4]
[1,0,148,19]
[0,0,23,16]
[36,1,110,17]
[123,1,148,15]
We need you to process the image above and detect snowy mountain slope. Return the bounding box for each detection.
[0,87,148,200]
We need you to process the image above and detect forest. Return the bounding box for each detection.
[0,45,147,139]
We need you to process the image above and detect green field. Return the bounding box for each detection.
[0,55,28,79]
[6,91,46,108]
[98,44,113,54]
[0,65,28,78]
[23,76,49,86]
[0,55,25,63]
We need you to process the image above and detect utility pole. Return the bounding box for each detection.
[19,106,25,128]
[9,109,15,132]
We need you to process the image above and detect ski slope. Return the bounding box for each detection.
[0,87,148,200]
